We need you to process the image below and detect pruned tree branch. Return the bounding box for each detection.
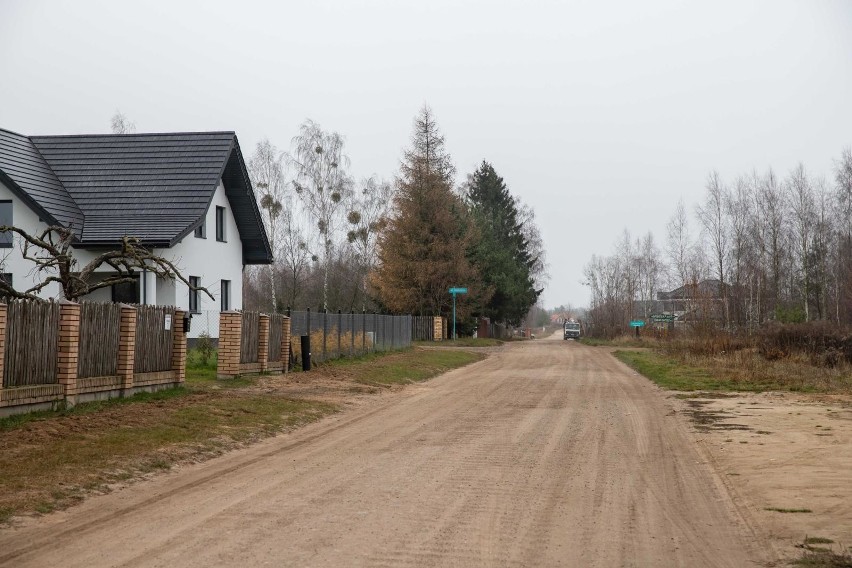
[0,225,213,302]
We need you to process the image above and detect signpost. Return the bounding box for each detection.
[629,319,645,338]
[650,314,676,323]
[448,287,468,340]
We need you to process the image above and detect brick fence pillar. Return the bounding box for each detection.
[172,309,187,384]
[433,316,443,342]
[258,314,269,373]
[217,311,242,379]
[281,316,291,375]
[0,304,6,394]
[57,300,80,405]
[117,304,137,393]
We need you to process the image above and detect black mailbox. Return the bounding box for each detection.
[184,314,191,333]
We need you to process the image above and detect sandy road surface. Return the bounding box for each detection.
[0,338,765,567]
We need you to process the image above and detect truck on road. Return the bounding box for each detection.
[563,320,581,340]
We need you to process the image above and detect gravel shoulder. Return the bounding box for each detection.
[0,338,769,567]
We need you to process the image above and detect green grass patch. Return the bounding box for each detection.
[612,349,804,392]
[0,395,334,521]
[0,388,188,432]
[614,350,740,391]
[805,538,836,545]
[327,348,483,386]
[792,548,852,567]
[413,338,503,348]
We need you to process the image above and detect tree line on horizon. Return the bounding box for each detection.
[242,106,549,329]
[583,148,852,335]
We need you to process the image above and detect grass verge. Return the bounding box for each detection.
[0,346,482,524]
[613,349,852,393]
[326,347,484,386]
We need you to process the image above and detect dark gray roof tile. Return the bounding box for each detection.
[0,129,271,264]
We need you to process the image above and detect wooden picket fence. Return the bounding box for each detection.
[2,300,60,387]
[240,311,259,364]
[268,313,283,362]
[78,302,121,378]
[134,305,175,373]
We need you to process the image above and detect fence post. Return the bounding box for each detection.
[322,309,328,362]
[337,309,342,359]
[57,300,81,406]
[258,314,270,373]
[350,310,355,357]
[117,304,137,394]
[171,309,188,384]
[362,309,366,354]
[0,303,6,392]
[281,316,291,375]
[217,311,242,379]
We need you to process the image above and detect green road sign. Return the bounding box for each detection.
[651,314,676,322]
[448,287,468,340]
[629,320,645,327]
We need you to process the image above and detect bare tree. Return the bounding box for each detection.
[0,225,211,302]
[786,163,816,320]
[110,110,136,134]
[666,199,692,291]
[286,120,353,310]
[696,170,730,325]
[345,176,394,308]
[516,200,550,291]
[249,138,287,312]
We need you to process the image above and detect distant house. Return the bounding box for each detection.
[657,279,729,322]
[0,128,273,336]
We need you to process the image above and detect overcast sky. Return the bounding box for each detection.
[2,0,851,308]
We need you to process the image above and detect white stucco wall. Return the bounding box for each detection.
[0,179,62,298]
[161,181,244,338]
[0,179,249,339]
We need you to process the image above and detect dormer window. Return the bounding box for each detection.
[215,206,226,242]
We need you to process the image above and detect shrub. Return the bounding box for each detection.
[195,332,214,365]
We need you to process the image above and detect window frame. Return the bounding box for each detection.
[215,206,226,242]
[220,279,230,312]
[0,200,13,248]
[189,276,200,314]
[194,218,206,239]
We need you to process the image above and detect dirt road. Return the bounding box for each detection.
[0,338,766,567]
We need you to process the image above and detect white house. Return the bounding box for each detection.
[0,128,273,337]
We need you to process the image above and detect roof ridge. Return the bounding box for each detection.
[30,131,236,139]
[0,126,28,138]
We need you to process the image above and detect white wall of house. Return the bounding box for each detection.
[0,179,62,298]
[162,181,244,338]
[0,179,250,339]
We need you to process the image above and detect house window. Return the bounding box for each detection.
[220,279,230,311]
[215,206,226,242]
[111,276,139,304]
[194,218,206,238]
[0,201,12,248]
[189,276,200,313]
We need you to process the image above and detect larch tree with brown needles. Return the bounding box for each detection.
[370,106,488,320]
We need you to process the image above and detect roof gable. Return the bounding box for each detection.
[0,128,84,228]
[22,131,272,264]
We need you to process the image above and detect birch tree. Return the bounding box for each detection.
[287,120,353,311]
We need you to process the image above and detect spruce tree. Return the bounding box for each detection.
[467,161,540,324]
[370,106,487,319]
